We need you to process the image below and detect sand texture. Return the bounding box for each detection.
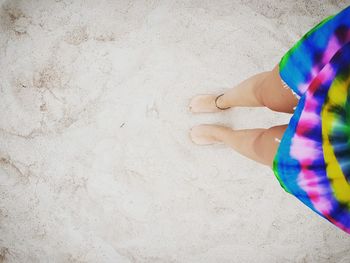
[0,0,349,262]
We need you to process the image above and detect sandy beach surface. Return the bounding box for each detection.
[0,0,349,262]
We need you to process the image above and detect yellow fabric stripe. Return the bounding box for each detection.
[321,75,350,206]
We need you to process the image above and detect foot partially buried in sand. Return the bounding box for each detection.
[189,124,225,145]
[189,94,230,113]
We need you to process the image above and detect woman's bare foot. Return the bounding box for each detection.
[189,94,230,113]
[189,124,229,145]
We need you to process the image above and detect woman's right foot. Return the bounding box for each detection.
[188,94,231,113]
[189,124,225,145]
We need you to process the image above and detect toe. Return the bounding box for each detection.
[189,126,201,144]
[188,95,201,113]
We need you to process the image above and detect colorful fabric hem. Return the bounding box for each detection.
[272,5,350,235]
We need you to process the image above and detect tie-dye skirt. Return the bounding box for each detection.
[272,5,350,235]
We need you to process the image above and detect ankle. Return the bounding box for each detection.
[216,94,230,109]
[214,126,233,141]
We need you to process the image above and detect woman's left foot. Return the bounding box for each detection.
[189,124,225,145]
[189,94,230,113]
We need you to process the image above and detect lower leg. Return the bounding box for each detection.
[215,126,270,166]
[215,64,299,113]
[216,71,268,108]
[193,124,288,168]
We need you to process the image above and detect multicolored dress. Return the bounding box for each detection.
[272,5,350,235]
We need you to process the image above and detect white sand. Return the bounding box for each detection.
[0,0,349,262]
